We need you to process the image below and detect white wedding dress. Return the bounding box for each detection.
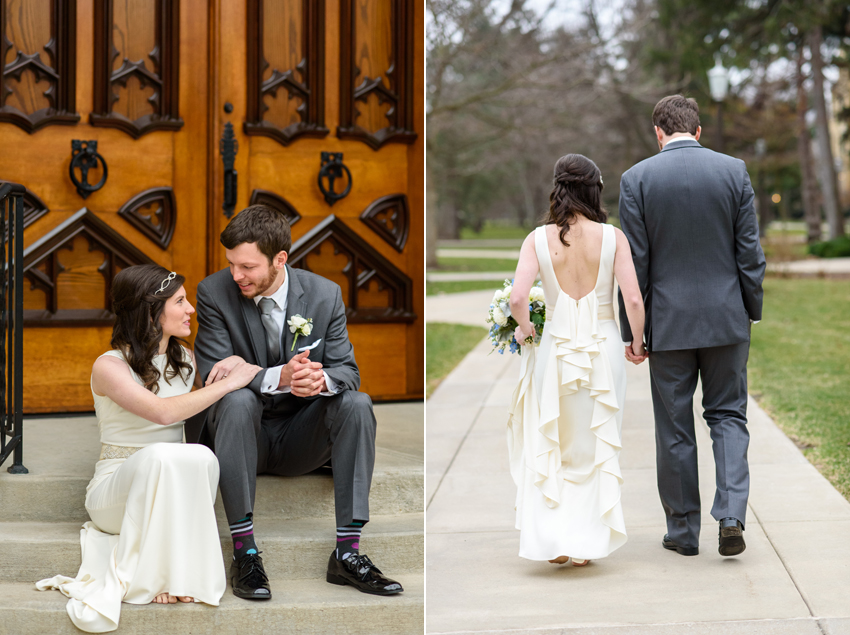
[508,223,627,561]
[37,349,226,633]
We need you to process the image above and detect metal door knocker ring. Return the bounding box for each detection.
[318,152,352,206]
[69,140,108,200]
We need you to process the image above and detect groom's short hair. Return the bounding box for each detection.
[652,95,700,136]
[221,204,292,263]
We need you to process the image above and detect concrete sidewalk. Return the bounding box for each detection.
[425,292,850,635]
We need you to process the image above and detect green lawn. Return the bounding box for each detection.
[749,278,850,499]
[427,280,504,296]
[434,257,517,272]
[460,223,531,240]
[426,323,488,397]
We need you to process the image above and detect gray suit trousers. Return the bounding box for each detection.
[648,341,750,548]
[202,388,377,528]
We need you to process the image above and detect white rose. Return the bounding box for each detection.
[492,290,503,304]
[498,288,511,302]
[288,316,306,331]
[492,306,508,327]
[529,287,545,303]
[302,323,313,336]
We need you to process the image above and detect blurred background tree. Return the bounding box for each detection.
[426,0,850,261]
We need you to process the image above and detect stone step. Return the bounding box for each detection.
[0,513,423,583]
[0,574,424,635]
[0,404,424,523]
[0,452,423,523]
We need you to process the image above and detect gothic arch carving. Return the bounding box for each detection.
[337,0,417,150]
[249,189,302,226]
[90,0,182,138]
[23,208,156,326]
[118,187,176,249]
[289,215,415,323]
[359,193,409,252]
[244,0,328,145]
[0,0,79,132]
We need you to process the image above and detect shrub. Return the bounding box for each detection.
[808,236,850,258]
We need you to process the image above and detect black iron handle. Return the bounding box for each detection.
[221,122,238,218]
[318,152,352,207]
[69,140,108,200]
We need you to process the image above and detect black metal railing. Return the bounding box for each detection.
[0,182,27,474]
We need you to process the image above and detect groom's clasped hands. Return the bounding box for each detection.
[205,350,326,397]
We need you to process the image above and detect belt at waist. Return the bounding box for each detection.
[99,443,142,460]
[544,303,616,322]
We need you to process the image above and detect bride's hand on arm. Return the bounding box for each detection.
[509,233,540,346]
[92,352,262,426]
[205,355,247,385]
[613,228,648,363]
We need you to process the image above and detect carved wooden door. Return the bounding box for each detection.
[0,0,210,412]
[210,0,424,401]
[1,0,423,413]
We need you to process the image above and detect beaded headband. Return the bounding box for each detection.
[154,271,177,295]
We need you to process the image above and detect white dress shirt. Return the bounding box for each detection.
[253,272,338,396]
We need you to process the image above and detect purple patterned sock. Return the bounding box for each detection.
[230,515,258,559]
[335,521,365,560]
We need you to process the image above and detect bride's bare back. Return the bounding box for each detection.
[545,218,604,300]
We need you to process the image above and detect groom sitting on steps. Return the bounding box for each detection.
[187,204,403,599]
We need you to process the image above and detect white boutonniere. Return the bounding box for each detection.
[287,314,313,351]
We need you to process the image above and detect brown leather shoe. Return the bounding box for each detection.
[718,518,746,556]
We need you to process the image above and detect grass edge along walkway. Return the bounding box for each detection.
[748,277,850,500]
[426,322,488,398]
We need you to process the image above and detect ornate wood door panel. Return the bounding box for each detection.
[211,0,424,401]
[0,0,209,412]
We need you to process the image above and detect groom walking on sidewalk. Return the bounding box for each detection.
[618,95,766,557]
[187,204,403,599]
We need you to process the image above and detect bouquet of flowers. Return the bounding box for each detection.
[487,279,546,355]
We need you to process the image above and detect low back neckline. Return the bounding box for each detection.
[538,224,608,302]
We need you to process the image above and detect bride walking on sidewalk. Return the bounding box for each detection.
[507,154,646,565]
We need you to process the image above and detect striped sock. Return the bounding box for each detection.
[230,515,258,559]
[336,521,365,560]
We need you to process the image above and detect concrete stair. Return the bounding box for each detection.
[0,403,424,634]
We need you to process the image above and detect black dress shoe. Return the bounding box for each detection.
[231,552,272,600]
[326,552,403,595]
[718,518,746,556]
[662,534,699,556]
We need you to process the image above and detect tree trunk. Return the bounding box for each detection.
[797,42,822,243]
[809,26,845,238]
[426,164,439,269]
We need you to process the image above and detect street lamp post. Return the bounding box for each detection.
[755,138,769,238]
[708,56,729,154]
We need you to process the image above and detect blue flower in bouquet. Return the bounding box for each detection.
[486,279,546,356]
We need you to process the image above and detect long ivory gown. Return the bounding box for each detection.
[507,223,628,561]
[37,349,226,633]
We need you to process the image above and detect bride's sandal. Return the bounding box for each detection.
[548,556,570,564]
[571,559,590,567]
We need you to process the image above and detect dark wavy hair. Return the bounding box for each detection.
[543,154,607,246]
[110,264,193,394]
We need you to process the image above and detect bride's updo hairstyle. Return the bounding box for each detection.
[544,154,607,246]
[110,264,193,394]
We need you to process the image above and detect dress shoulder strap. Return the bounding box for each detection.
[534,226,560,302]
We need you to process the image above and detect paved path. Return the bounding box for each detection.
[425,291,850,635]
[767,257,850,277]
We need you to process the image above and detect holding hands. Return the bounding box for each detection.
[624,342,648,365]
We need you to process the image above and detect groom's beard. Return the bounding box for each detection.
[237,266,279,299]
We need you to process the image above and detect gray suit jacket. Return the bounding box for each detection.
[186,264,360,442]
[617,139,766,351]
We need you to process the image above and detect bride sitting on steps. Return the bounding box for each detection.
[37,264,261,633]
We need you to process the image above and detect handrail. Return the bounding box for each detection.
[0,181,27,474]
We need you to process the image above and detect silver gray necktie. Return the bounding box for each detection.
[258,297,281,363]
